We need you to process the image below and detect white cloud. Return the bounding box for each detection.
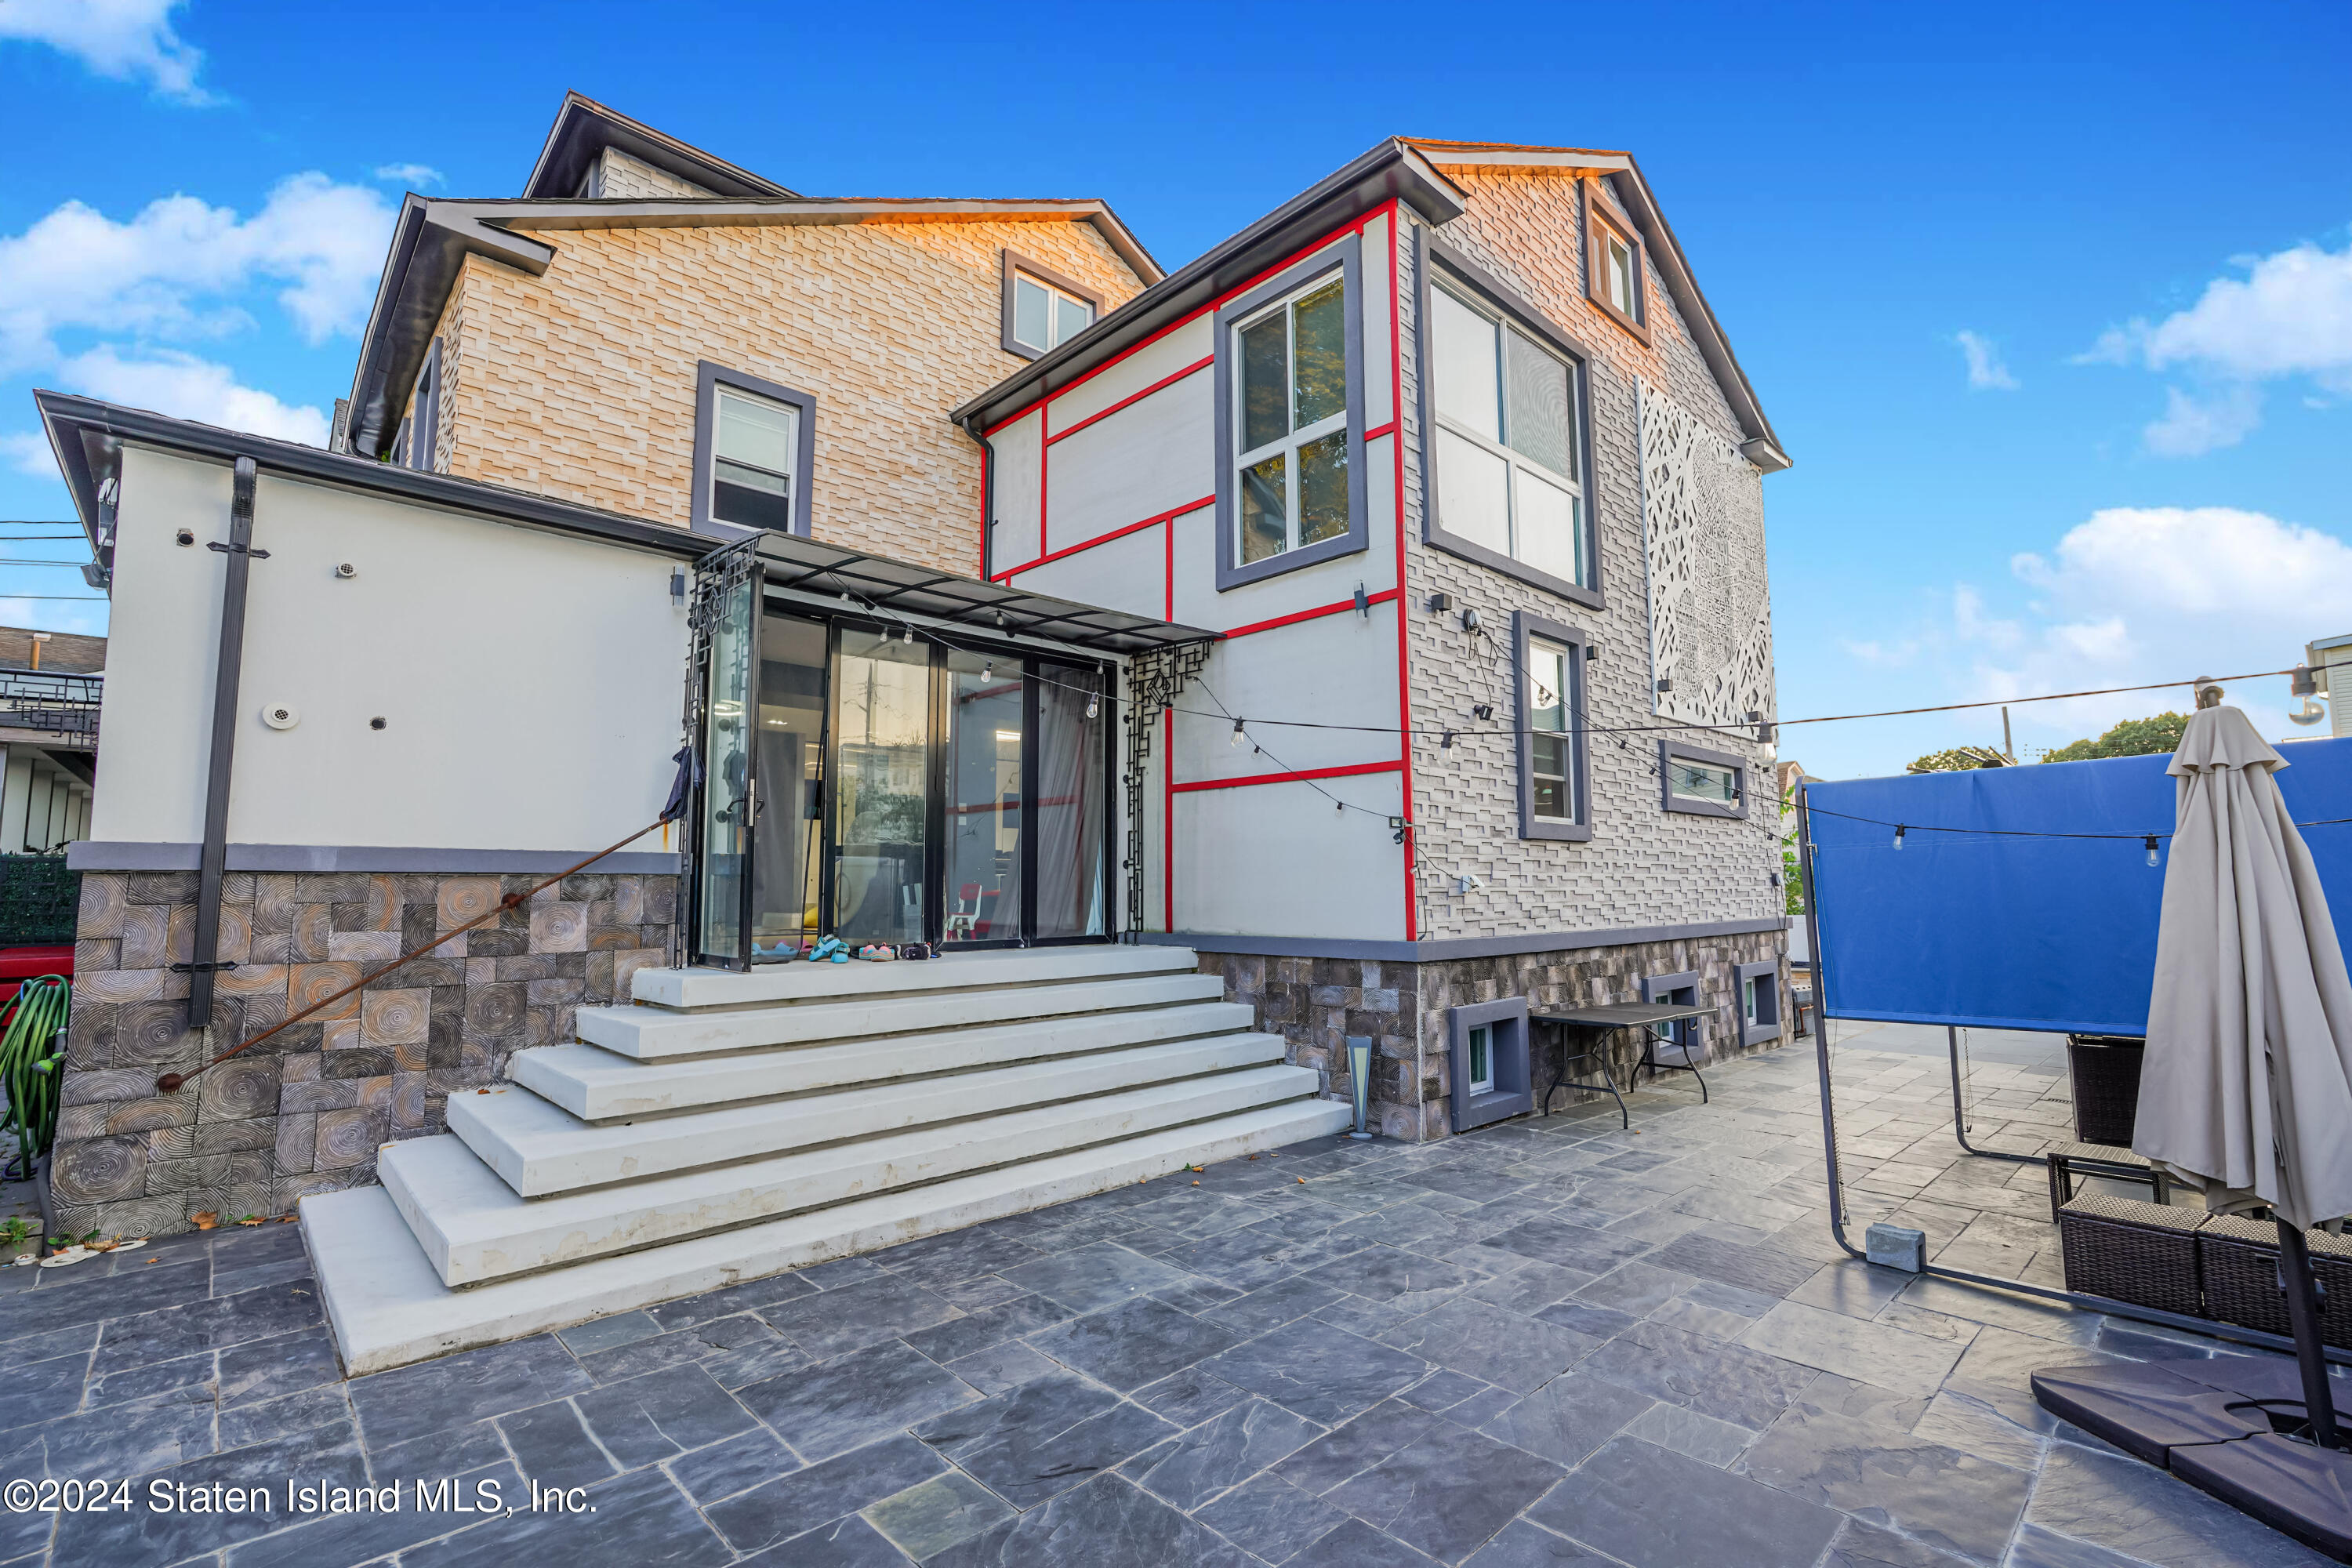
[2142,384,2263,458]
[1954,329,2018,390]
[0,172,394,372]
[1979,505,2352,741]
[2082,233,2352,454]
[56,345,328,446]
[373,163,444,188]
[0,430,56,477]
[0,0,209,103]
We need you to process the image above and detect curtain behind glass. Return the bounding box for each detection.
[944,652,1022,945]
[1033,664,1107,938]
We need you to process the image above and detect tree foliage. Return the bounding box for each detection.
[2042,711,2190,764]
[1906,746,2009,774]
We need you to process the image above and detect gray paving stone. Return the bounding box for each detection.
[703,1433,944,1555]
[1377,1298,1602,1393]
[862,1470,1015,1561]
[2024,1439,2334,1567]
[1477,1372,1653,1467]
[1127,1396,1322,1510]
[1325,1424,1564,1564]
[944,1338,1062,1396]
[1739,1404,2032,1564]
[927,1473,1254,1568]
[573,1364,754,1468]
[740,1513,912,1566]
[666,1425,801,1506]
[2001,1522,2163,1568]
[1288,1515,1441,1566]
[1622,1399,1753,1465]
[757,1272,962,1360]
[1460,1519,1616,1566]
[1527,1436,1842,1568]
[1202,1318,1433,1428]
[1483,1216,1656,1274]
[1825,1517,1977,1566]
[1027,1295,1239,1392]
[401,1461,732,1568]
[957,1398,1174,1508]
[1579,1319,1817,1428]
[496,1398,616,1490]
[349,1333,593,1450]
[735,1339,977,1464]
[1195,1471,1352,1564]
[910,1370,1118,1461]
[1201,1272,1349,1334]
[1000,1240,1202,1312]
[1646,1232,1821,1298]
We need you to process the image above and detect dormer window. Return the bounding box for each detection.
[1584,186,1650,343]
[1000,252,1101,361]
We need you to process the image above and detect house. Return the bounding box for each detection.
[32,97,1788,1368]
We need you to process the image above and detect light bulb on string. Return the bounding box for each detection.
[2145,836,2160,868]
[1893,825,1907,851]
[980,661,993,682]
[1231,718,1245,746]
[1085,693,1099,720]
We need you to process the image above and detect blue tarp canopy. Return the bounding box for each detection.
[1802,736,2352,1036]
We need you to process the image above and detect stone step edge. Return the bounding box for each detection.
[512,1002,1262,1126]
[385,1065,1323,1287]
[453,1033,1294,1198]
[576,975,1229,1060]
[633,944,1200,1011]
[303,1097,1358,1377]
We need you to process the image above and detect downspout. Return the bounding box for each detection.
[182,456,263,1032]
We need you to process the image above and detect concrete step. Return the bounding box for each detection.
[452,1033,1290,1196]
[632,943,1198,1011]
[306,1097,1357,1375]
[577,971,1226,1061]
[517,1000,1258,1121]
[383,1065,1321,1286]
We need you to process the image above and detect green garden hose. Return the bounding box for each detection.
[0,975,70,1173]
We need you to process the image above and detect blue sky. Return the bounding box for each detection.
[2,1,2347,778]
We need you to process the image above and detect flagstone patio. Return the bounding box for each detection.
[0,1037,2336,1567]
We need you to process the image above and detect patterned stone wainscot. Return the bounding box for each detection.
[1200,928,1788,1142]
[52,870,675,1240]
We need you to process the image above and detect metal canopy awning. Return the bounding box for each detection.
[746,532,1218,658]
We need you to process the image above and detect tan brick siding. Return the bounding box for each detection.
[434,217,1142,575]
[596,147,716,200]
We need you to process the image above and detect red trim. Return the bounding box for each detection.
[984,208,1389,437]
[1038,405,1049,564]
[1223,587,1399,641]
[1172,758,1403,794]
[1163,506,1174,619]
[977,443,991,577]
[1363,419,1399,442]
[1384,201,1417,942]
[1046,357,1212,447]
[1161,706,1174,931]
[993,495,1212,582]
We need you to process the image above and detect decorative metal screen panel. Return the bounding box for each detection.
[1639,383,1773,731]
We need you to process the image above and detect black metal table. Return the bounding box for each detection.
[1530,1001,1712,1127]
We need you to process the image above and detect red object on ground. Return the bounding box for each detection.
[0,945,73,1006]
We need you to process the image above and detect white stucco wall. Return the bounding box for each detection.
[93,446,690,855]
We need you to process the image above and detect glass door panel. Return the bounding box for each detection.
[695,570,757,964]
[1033,663,1108,939]
[750,612,826,960]
[942,652,1023,946]
[831,628,931,946]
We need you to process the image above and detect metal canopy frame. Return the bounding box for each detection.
[1794,789,2352,1368]
[746,533,1218,660]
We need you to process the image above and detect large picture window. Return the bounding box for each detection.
[691,362,817,539]
[1417,233,1600,608]
[1514,610,1591,842]
[1213,237,1368,591]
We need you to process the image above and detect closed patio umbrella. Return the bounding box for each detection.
[2135,695,2352,1447]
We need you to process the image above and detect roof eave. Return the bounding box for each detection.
[523,90,797,201]
[954,139,1465,432]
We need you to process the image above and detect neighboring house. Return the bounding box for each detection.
[31,98,1789,1364]
[0,626,101,852]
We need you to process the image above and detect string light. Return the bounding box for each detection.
[1440,730,1454,750]
[1085,693,1099,720]
[1231,717,1245,746]
[2145,836,2160,868]
[1893,825,1907,851]
[980,660,993,682]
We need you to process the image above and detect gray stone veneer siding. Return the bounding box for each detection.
[50,870,675,1241]
[1199,927,1788,1142]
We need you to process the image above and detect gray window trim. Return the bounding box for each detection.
[1415,227,1604,611]
[1584,181,1652,345]
[1734,959,1781,1047]
[1213,234,1370,592]
[1658,737,1749,819]
[1514,609,1592,843]
[1641,967,1704,1062]
[691,361,817,540]
[1000,251,1105,362]
[1447,996,1533,1131]
[408,338,441,474]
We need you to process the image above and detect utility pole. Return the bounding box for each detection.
[2002,706,2016,764]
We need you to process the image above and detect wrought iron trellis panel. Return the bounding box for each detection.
[1122,642,1210,933]
[677,538,761,967]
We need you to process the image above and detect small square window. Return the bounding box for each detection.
[1584,185,1650,343]
[1735,960,1781,1047]
[1001,252,1102,361]
[1448,998,1531,1131]
[1658,740,1748,819]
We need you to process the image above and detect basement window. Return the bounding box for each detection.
[1001,252,1102,361]
[1735,960,1780,1046]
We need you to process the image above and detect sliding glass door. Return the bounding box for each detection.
[1032,662,1109,940]
[829,627,931,946]
[750,612,826,957]
[943,652,1023,947]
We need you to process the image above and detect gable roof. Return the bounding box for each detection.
[959,136,1787,469]
[524,91,797,200]
[1401,139,1787,467]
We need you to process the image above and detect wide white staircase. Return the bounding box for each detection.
[302,946,1350,1374]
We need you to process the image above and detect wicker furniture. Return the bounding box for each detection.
[2198,1214,2352,1349]
[2045,1141,2170,1222]
[2056,1193,2204,1316]
[2065,1035,2147,1145]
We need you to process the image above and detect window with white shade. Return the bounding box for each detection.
[1234,274,1351,567]
[710,387,800,532]
[1514,610,1590,841]
[1658,739,1748,820]
[1000,252,1102,361]
[691,362,816,539]
[1430,279,1586,589]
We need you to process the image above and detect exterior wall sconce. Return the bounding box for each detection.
[1655,676,1672,693]
[1472,704,1494,720]
[670,567,685,607]
[1425,592,1453,616]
